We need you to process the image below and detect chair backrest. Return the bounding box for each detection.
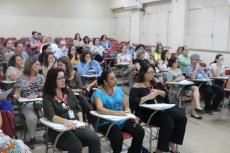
[0,110,16,138]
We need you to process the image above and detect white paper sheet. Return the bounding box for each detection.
[90,111,135,122]
[39,118,86,132]
[140,103,176,110]
[0,89,12,100]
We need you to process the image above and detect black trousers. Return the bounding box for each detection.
[199,83,224,110]
[99,119,144,153]
[48,127,101,153]
[139,107,187,152]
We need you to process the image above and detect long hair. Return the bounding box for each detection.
[43,68,66,97]
[155,43,163,53]
[8,55,21,67]
[57,56,73,78]
[211,54,223,64]
[161,50,169,61]
[80,51,91,63]
[43,52,56,67]
[23,57,38,76]
[68,45,78,61]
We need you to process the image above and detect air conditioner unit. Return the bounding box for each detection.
[124,1,143,10]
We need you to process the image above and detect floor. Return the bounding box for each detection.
[23,86,230,153]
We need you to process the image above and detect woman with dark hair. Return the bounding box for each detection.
[99,35,111,51]
[6,55,23,81]
[57,57,92,120]
[73,33,83,47]
[167,57,203,119]
[77,51,102,76]
[156,50,170,72]
[83,36,93,49]
[42,68,100,153]
[129,64,187,153]
[92,69,144,153]
[68,45,79,67]
[42,52,57,77]
[14,57,44,149]
[3,38,15,63]
[178,46,190,72]
[38,44,52,65]
[153,43,164,62]
[209,54,225,78]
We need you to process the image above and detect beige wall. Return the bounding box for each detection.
[0,0,112,38]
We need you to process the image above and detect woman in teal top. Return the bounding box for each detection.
[92,70,144,153]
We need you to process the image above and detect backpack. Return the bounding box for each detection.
[0,110,16,138]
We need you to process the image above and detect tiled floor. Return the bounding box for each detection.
[24,86,230,153]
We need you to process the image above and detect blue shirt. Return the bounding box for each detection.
[91,86,125,128]
[184,64,209,79]
[99,41,111,49]
[54,48,68,59]
[76,60,102,76]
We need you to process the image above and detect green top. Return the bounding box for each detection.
[43,88,82,121]
[178,54,191,72]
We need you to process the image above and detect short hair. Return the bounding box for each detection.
[100,35,107,41]
[14,41,23,48]
[80,51,92,63]
[32,31,37,36]
[168,56,177,67]
[43,68,66,97]
[97,69,113,86]
[23,57,38,75]
[57,56,73,78]
[135,44,145,52]
[8,55,22,67]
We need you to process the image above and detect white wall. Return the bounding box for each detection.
[0,0,112,38]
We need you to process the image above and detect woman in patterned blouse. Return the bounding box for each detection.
[14,57,45,149]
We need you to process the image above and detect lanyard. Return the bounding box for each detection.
[56,94,68,106]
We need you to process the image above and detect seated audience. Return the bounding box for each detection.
[68,45,79,68]
[83,36,93,49]
[184,54,224,114]
[134,44,154,65]
[29,31,41,54]
[54,39,68,59]
[90,38,105,63]
[38,44,53,65]
[57,57,92,119]
[167,57,203,119]
[99,35,111,51]
[77,51,102,85]
[92,70,144,153]
[209,54,226,85]
[178,46,190,73]
[133,45,151,73]
[42,52,57,77]
[153,43,163,62]
[3,39,15,64]
[6,55,23,81]
[14,58,45,149]
[14,42,29,64]
[43,68,100,153]
[127,41,135,58]
[157,50,170,71]
[129,64,187,153]
[73,33,83,47]
[116,44,135,88]
[176,46,182,56]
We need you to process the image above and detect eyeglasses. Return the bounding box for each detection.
[57,76,66,81]
[146,71,155,74]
